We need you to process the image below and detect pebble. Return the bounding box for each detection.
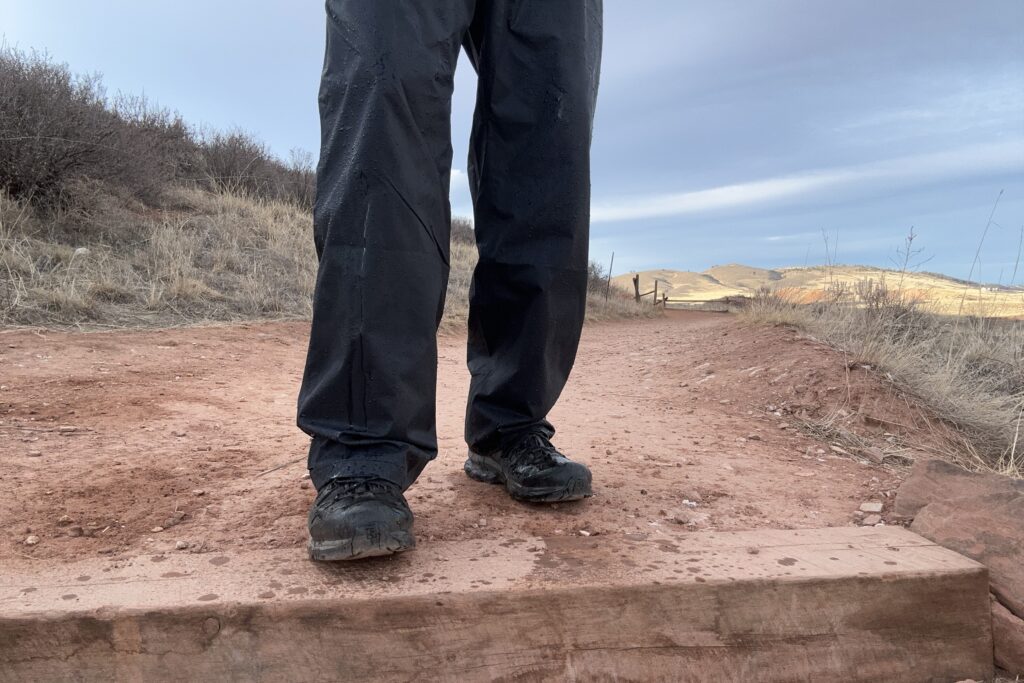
[57,514,73,526]
[67,526,84,537]
[192,489,205,497]
[57,425,77,433]
[175,541,189,550]
[172,430,187,437]
[24,535,40,546]
[151,526,164,533]
[27,450,42,457]
[746,434,761,441]
[859,502,884,513]
[578,530,591,537]
[860,514,882,526]
[164,510,186,528]
[778,422,790,430]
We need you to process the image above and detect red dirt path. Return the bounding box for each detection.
[0,311,950,566]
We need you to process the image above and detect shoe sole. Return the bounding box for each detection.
[308,525,415,562]
[464,453,592,503]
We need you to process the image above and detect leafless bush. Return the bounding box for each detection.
[451,216,474,245]
[0,48,314,211]
[0,48,194,208]
[196,129,314,207]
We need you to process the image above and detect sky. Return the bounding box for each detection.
[3,1,1023,282]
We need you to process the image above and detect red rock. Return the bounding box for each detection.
[992,599,1024,675]
[897,459,1024,619]
[894,459,1022,518]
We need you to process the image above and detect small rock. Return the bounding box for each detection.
[478,518,487,527]
[172,430,187,437]
[164,510,186,528]
[747,547,760,555]
[57,514,73,526]
[192,489,205,497]
[27,450,42,457]
[175,541,189,550]
[778,422,790,430]
[67,526,84,537]
[151,526,164,533]
[859,502,884,513]
[24,535,40,546]
[747,434,761,441]
[672,510,708,527]
[578,530,591,537]
[860,514,882,526]
[639,489,647,495]
[57,425,77,433]
[858,446,885,464]
[829,445,850,456]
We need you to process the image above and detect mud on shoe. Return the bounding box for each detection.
[464,432,593,503]
[307,477,415,561]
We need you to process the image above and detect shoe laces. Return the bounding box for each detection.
[320,477,397,503]
[506,432,562,469]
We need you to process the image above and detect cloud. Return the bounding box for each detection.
[590,141,1024,224]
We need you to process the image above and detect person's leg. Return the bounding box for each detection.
[462,0,603,457]
[299,0,473,558]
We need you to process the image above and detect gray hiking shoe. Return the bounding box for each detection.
[464,432,593,503]
[307,477,415,561]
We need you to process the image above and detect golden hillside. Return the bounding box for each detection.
[614,264,1024,318]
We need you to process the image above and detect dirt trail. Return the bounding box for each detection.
[1,311,952,565]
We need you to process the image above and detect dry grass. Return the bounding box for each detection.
[740,279,1024,476]
[0,188,653,330]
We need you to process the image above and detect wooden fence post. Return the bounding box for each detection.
[605,252,615,301]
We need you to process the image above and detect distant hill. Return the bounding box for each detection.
[613,264,1023,318]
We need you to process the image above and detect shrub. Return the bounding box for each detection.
[0,48,313,210]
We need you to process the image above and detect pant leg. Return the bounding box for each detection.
[463,0,603,455]
[298,0,474,491]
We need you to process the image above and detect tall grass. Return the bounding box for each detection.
[742,278,1023,476]
[0,189,652,329]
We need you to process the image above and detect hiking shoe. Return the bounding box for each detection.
[464,432,593,502]
[307,477,415,561]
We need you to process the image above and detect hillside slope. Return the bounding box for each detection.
[615,264,1023,318]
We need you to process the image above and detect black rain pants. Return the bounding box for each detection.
[297,0,603,491]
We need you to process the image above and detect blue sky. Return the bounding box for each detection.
[3,1,1023,282]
